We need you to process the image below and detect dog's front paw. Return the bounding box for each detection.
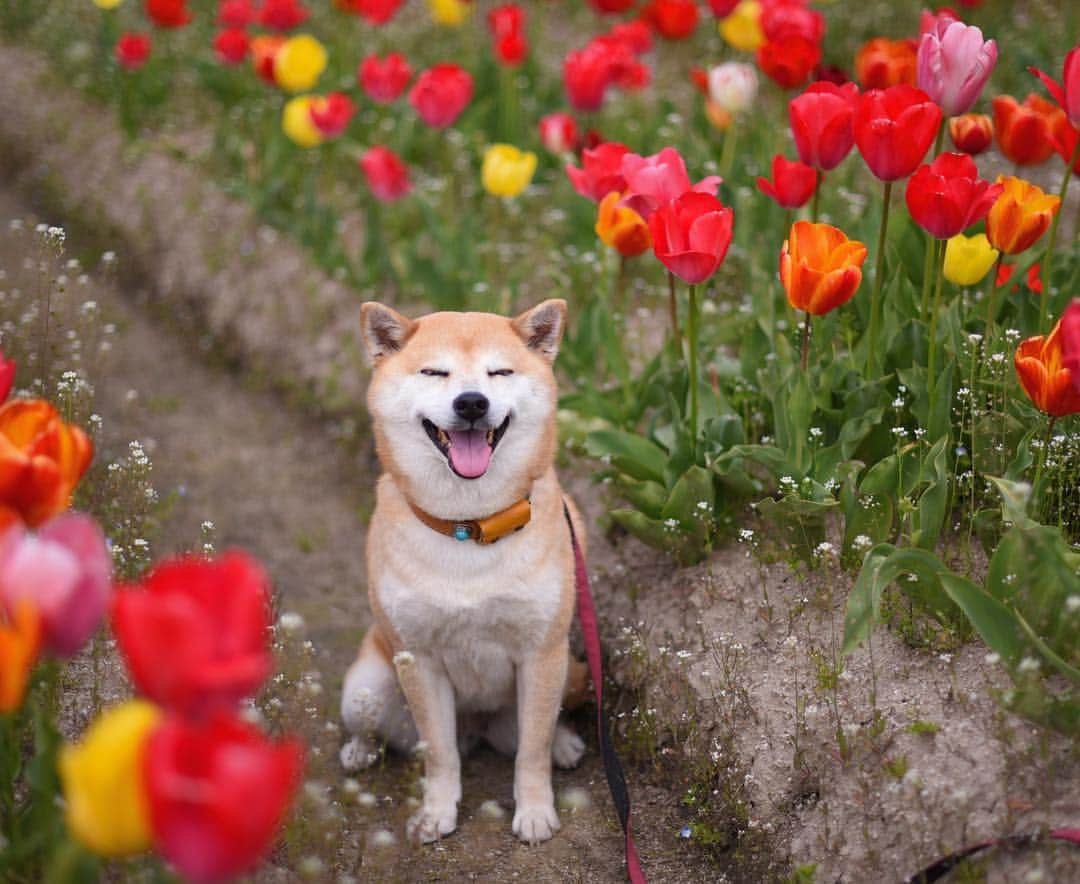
[339,736,376,772]
[407,804,458,843]
[512,803,561,845]
[552,726,586,769]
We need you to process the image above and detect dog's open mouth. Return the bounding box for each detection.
[422,415,511,479]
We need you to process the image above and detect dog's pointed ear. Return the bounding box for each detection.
[360,302,415,363]
[512,299,566,363]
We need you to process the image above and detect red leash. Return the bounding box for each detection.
[564,504,646,884]
[904,828,1080,882]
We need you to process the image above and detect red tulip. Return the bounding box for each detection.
[1030,45,1080,127]
[1062,300,1080,394]
[115,33,152,70]
[564,36,649,112]
[217,0,255,28]
[359,146,412,203]
[648,192,734,284]
[992,94,1063,166]
[709,0,739,16]
[358,52,412,104]
[813,64,850,87]
[589,0,636,11]
[905,153,1002,239]
[761,1,824,45]
[488,4,528,67]
[758,36,821,91]
[250,35,285,84]
[620,147,722,221]
[565,141,630,202]
[608,19,653,55]
[0,352,13,403]
[337,0,404,24]
[789,81,859,171]
[212,29,249,65]
[641,0,699,40]
[756,155,817,209]
[997,261,1043,295]
[949,113,993,155]
[309,93,355,138]
[539,112,579,154]
[854,85,942,182]
[855,37,918,89]
[145,713,303,884]
[112,552,273,717]
[409,64,473,128]
[258,0,308,32]
[145,0,192,28]
[1051,116,1080,173]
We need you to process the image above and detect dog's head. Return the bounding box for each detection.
[360,300,566,519]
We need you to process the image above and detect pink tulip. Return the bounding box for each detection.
[916,20,997,117]
[619,147,722,220]
[648,191,734,284]
[1063,300,1080,393]
[1031,45,1080,128]
[0,514,110,657]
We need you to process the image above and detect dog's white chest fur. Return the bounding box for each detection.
[377,530,563,710]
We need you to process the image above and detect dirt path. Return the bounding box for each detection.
[0,184,724,882]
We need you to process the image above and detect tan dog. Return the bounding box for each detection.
[340,300,588,845]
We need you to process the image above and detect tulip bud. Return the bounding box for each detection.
[949,114,993,155]
[595,192,650,257]
[482,144,538,198]
[943,233,998,286]
[707,62,758,115]
[986,176,1061,255]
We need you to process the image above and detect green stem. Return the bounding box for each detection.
[667,271,683,350]
[1032,415,1057,495]
[810,177,821,223]
[719,124,737,179]
[919,233,937,322]
[927,237,947,407]
[801,310,811,371]
[984,253,1004,344]
[866,179,894,377]
[687,283,700,446]
[1039,137,1079,331]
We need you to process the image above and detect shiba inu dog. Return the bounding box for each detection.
[340,299,589,845]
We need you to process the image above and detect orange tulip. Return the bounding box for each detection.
[991,94,1063,166]
[780,221,868,316]
[1014,319,1080,417]
[595,192,651,257]
[0,399,93,530]
[0,599,42,712]
[855,37,917,89]
[985,176,1061,255]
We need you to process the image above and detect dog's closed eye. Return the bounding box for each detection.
[488,369,514,377]
[419,368,449,377]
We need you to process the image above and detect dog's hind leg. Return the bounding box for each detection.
[340,626,416,772]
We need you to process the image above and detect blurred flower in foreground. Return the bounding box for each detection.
[0,399,93,530]
[0,351,13,402]
[0,513,110,657]
[482,144,537,197]
[360,146,412,203]
[145,713,303,884]
[992,94,1063,166]
[649,192,734,284]
[112,551,273,717]
[145,0,192,28]
[273,34,327,93]
[115,33,152,70]
[986,176,1061,255]
[780,221,867,315]
[0,599,41,712]
[1062,300,1080,393]
[949,113,993,154]
[59,700,162,857]
[916,19,996,116]
[538,112,578,154]
[358,52,412,104]
[719,0,764,53]
[1015,319,1080,417]
[855,37,917,89]
[756,155,817,209]
[281,95,322,147]
[428,0,472,27]
[595,192,650,257]
[410,64,474,127]
[943,233,998,286]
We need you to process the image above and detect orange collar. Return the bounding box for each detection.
[408,497,531,545]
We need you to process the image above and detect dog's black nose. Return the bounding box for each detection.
[453,391,489,422]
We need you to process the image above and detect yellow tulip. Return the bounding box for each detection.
[272,35,327,94]
[428,0,473,27]
[943,233,999,286]
[282,96,323,148]
[719,1,765,53]
[481,144,537,198]
[93,0,124,8]
[59,700,162,857]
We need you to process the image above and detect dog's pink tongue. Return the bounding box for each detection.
[447,429,493,478]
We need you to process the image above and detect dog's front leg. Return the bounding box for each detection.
[513,638,569,844]
[394,651,460,842]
